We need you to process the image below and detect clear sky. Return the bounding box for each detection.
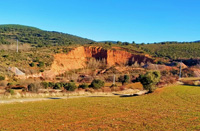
[0,0,199,43]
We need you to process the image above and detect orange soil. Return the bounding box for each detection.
[43,46,154,78]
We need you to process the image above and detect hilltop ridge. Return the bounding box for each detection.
[0,24,93,46]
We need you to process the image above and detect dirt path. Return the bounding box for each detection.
[0,95,93,104]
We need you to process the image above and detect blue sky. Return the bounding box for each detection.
[0,0,199,43]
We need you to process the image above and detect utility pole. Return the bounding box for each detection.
[17,39,18,53]
[179,61,182,79]
[113,74,115,85]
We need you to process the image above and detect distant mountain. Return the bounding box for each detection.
[98,41,118,44]
[0,24,93,46]
[194,40,200,43]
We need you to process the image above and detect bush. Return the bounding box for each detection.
[7,89,15,95]
[37,61,44,67]
[29,62,35,67]
[110,84,117,88]
[7,82,14,87]
[41,82,49,89]
[53,82,63,89]
[78,83,89,89]
[122,75,130,85]
[39,69,44,72]
[138,71,161,93]
[90,79,105,89]
[48,82,55,88]
[0,75,5,81]
[64,82,77,91]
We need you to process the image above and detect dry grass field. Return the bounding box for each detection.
[0,85,200,130]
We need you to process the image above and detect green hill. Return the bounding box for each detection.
[0,24,93,46]
[140,42,200,59]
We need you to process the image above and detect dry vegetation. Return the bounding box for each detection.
[0,85,200,130]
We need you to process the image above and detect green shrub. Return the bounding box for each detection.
[29,62,35,67]
[53,82,63,89]
[110,84,117,88]
[2,55,9,58]
[78,83,89,89]
[39,69,44,72]
[90,79,105,89]
[37,61,44,67]
[41,82,49,89]
[138,70,161,93]
[64,82,77,91]
[7,89,14,95]
[122,75,130,85]
[0,75,5,81]
[48,82,55,88]
[7,82,14,86]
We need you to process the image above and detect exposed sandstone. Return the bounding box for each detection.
[43,46,154,78]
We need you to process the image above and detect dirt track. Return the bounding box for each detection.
[0,96,89,104]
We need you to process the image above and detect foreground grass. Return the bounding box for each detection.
[0,85,200,130]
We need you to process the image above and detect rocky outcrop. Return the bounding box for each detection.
[84,46,154,66]
[43,46,154,78]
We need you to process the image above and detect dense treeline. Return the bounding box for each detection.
[140,42,200,59]
[0,24,93,46]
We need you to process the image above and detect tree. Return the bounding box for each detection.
[64,82,77,91]
[41,82,49,89]
[29,62,35,67]
[90,79,105,89]
[117,41,122,45]
[78,83,89,89]
[37,61,44,67]
[53,83,62,89]
[0,75,5,81]
[122,75,130,85]
[138,71,161,93]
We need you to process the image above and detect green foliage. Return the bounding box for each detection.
[53,82,63,89]
[122,75,130,85]
[140,42,200,59]
[39,69,44,72]
[78,83,89,89]
[48,82,55,88]
[90,79,105,89]
[0,24,93,46]
[138,71,161,93]
[41,82,49,89]
[29,62,35,67]
[7,89,15,95]
[110,84,117,88]
[37,61,44,67]
[7,82,13,86]
[2,55,9,58]
[64,82,77,91]
[0,75,5,81]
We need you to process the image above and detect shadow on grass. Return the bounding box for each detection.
[48,97,62,99]
[119,94,140,97]
[88,96,112,97]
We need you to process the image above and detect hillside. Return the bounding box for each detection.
[0,24,93,46]
[140,42,200,59]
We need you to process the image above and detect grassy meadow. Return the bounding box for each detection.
[0,85,200,130]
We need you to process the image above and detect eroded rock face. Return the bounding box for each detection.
[43,46,154,78]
